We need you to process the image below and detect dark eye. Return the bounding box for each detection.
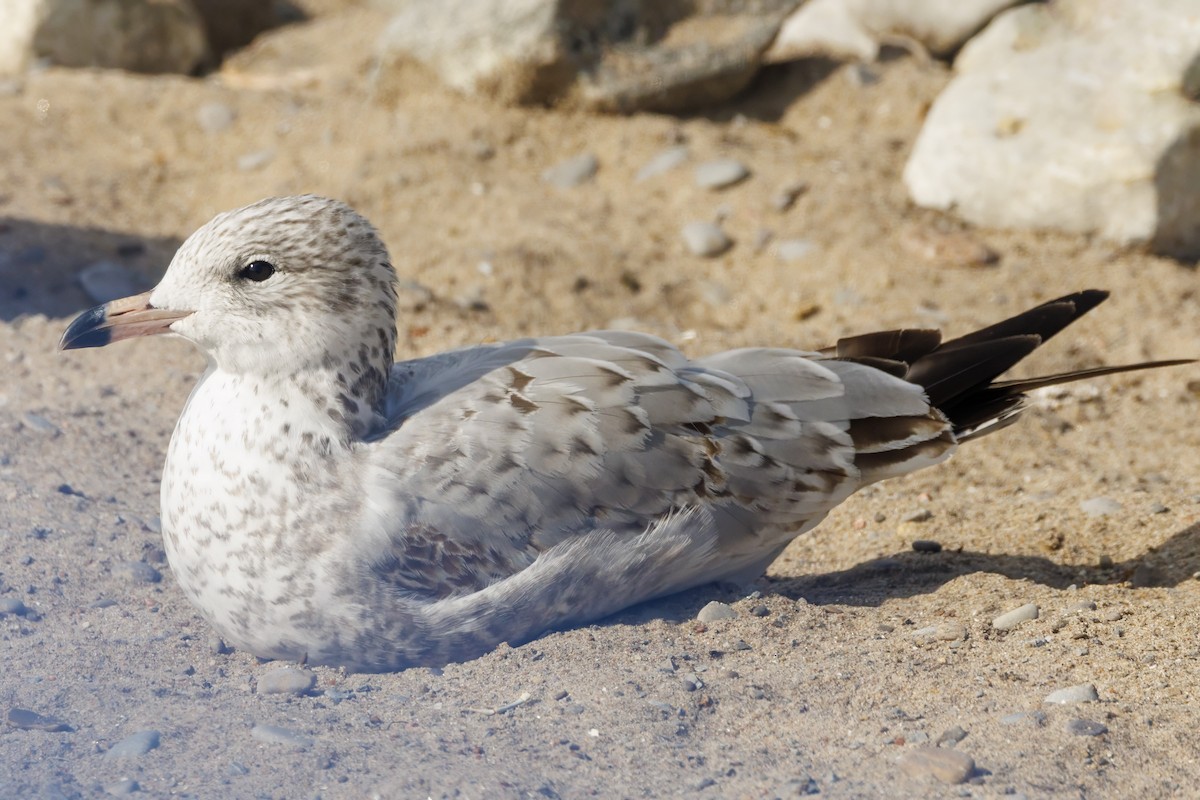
[239,260,276,282]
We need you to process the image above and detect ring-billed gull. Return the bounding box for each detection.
[59,195,1189,671]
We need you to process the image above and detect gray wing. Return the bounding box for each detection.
[360,331,956,606]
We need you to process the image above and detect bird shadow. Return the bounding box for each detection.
[0,216,179,321]
[608,520,1200,626]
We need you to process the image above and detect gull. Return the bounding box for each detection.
[60,195,1188,672]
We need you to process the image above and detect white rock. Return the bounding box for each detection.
[694,159,750,190]
[904,0,1200,256]
[681,222,733,257]
[0,0,209,77]
[992,602,1038,631]
[775,238,817,262]
[635,146,689,182]
[1080,496,1122,517]
[1044,683,1100,705]
[541,153,598,188]
[697,600,738,622]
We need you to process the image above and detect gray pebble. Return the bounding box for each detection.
[237,148,276,172]
[78,261,148,304]
[681,222,732,257]
[635,146,688,182]
[23,413,60,436]
[7,707,70,732]
[750,604,770,617]
[903,508,933,523]
[1148,502,1169,514]
[992,602,1039,631]
[999,710,1046,727]
[694,159,750,190]
[251,723,313,749]
[0,597,27,616]
[1068,600,1097,614]
[1101,608,1124,622]
[896,746,974,784]
[541,153,598,188]
[257,666,316,696]
[112,561,162,584]
[912,540,942,553]
[775,238,816,262]
[1044,683,1099,705]
[1067,718,1108,737]
[196,102,236,133]
[1080,496,1122,516]
[104,730,160,760]
[104,778,139,796]
[209,636,231,655]
[143,516,162,534]
[936,725,967,746]
[697,601,737,622]
[681,674,702,692]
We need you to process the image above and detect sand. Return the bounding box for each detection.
[2,5,1199,798]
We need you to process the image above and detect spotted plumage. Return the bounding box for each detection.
[59,195,1188,671]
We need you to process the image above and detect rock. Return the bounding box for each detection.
[767,0,1021,62]
[1067,718,1108,737]
[896,746,975,784]
[991,602,1038,631]
[697,601,738,622]
[104,730,161,760]
[0,0,209,77]
[196,102,236,133]
[7,707,71,732]
[257,666,316,696]
[541,153,598,188]
[237,148,276,172]
[78,261,149,304]
[775,239,817,262]
[694,159,750,190]
[999,710,1046,727]
[189,0,276,55]
[1044,683,1099,705]
[0,597,27,616]
[251,723,313,749]
[112,561,162,584]
[104,778,140,796]
[936,725,967,746]
[902,508,932,523]
[1080,496,1122,516]
[635,146,689,182]
[904,0,1200,257]
[771,181,808,211]
[681,222,733,257]
[377,0,800,113]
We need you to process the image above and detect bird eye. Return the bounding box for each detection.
[239,260,276,282]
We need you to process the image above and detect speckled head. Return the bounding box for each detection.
[62,195,399,382]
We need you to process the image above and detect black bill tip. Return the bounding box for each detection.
[59,305,112,350]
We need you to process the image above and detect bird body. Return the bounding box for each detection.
[60,195,1188,671]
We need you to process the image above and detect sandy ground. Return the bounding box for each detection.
[2,5,1200,798]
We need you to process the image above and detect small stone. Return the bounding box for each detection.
[1044,683,1099,705]
[896,747,974,784]
[694,159,750,190]
[23,413,60,436]
[1000,710,1046,727]
[635,146,688,182]
[936,725,967,747]
[257,666,316,696]
[681,674,702,692]
[1101,609,1124,622]
[681,222,732,257]
[697,601,737,622]
[78,261,149,304]
[750,605,770,617]
[196,102,236,133]
[7,708,70,732]
[992,603,1039,631]
[209,636,231,655]
[105,778,139,796]
[1067,600,1097,614]
[935,622,967,642]
[237,148,276,172]
[912,540,942,553]
[112,561,162,584]
[903,508,933,523]
[104,730,161,760]
[251,723,312,749]
[1148,502,1169,514]
[0,597,27,616]
[1067,718,1108,737]
[771,181,808,211]
[1080,496,1122,516]
[541,153,598,188]
[775,238,816,262]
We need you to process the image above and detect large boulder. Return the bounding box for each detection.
[903,0,1200,257]
[376,0,801,113]
[0,0,209,76]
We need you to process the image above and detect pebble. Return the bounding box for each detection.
[1148,502,1169,514]
[209,636,231,655]
[541,153,598,188]
[749,605,770,617]
[775,238,816,262]
[0,597,27,616]
[104,730,161,760]
[635,146,689,182]
[1101,608,1124,622]
[694,159,750,190]
[999,710,1046,727]
[903,508,933,523]
[257,666,316,696]
[1080,496,1122,516]
[23,413,60,436]
[896,747,974,784]
[681,222,732,257]
[771,181,808,211]
[104,779,140,796]
[992,603,1039,631]
[252,723,313,749]
[78,261,148,304]
[697,601,737,622]
[1067,718,1108,737]
[912,540,942,553]
[112,561,162,584]
[1044,683,1099,705]
[1068,600,1097,614]
[196,102,236,133]
[237,148,276,172]
[681,674,702,692]
[936,725,967,746]
[7,707,70,732]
